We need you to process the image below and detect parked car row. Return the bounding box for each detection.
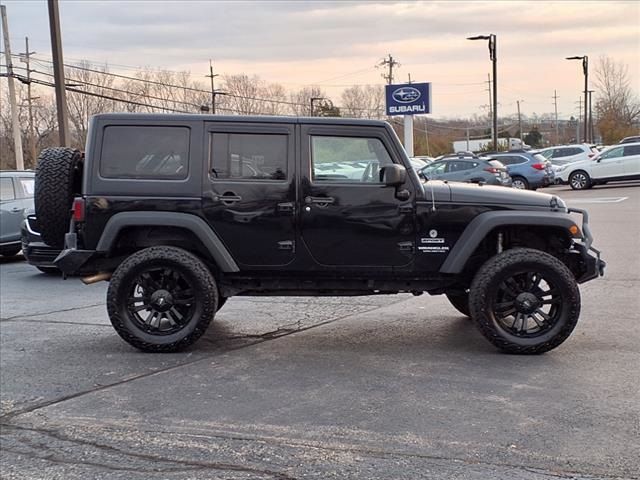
[417,150,554,190]
[1,170,60,273]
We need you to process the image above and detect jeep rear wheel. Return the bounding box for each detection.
[107,246,217,352]
[569,170,591,190]
[34,147,83,248]
[469,248,580,354]
[445,290,470,317]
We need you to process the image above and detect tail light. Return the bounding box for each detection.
[484,167,501,174]
[531,163,546,170]
[72,197,85,222]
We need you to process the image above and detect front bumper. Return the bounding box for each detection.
[568,207,605,283]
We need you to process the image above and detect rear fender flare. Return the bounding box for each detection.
[96,211,239,272]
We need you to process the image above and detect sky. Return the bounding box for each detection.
[1,0,639,120]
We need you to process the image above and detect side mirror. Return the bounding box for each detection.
[382,164,407,186]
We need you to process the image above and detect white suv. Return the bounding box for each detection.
[556,142,640,190]
[538,144,597,165]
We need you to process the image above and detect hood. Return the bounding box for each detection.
[444,182,559,208]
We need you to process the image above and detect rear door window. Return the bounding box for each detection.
[0,178,15,201]
[210,133,287,180]
[448,161,476,172]
[623,145,640,156]
[18,177,35,198]
[100,126,190,179]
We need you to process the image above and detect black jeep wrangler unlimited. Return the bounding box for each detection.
[34,114,604,354]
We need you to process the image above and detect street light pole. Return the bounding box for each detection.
[310,97,324,117]
[566,55,588,144]
[468,34,497,151]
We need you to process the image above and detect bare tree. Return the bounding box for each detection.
[66,61,116,147]
[288,86,327,116]
[222,74,265,115]
[340,85,384,119]
[594,55,640,143]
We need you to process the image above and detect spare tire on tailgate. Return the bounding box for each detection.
[34,147,83,248]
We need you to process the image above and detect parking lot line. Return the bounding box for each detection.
[567,197,628,204]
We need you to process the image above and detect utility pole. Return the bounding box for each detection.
[379,54,400,85]
[487,73,493,146]
[47,0,70,146]
[20,37,38,164]
[588,90,595,143]
[1,5,24,170]
[575,97,582,143]
[552,90,559,144]
[205,59,218,114]
[424,118,431,156]
[516,100,523,142]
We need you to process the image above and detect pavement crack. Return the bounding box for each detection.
[0,302,387,422]
[2,424,297,479]
[0,302,104,322]
[0,318,111,327]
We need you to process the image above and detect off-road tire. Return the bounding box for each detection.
[445,290,470,317]
[469,248,580,354]
[107,246,217,352]
[569,170,592,190]
[34,147,83,248]
[511,176,529,190]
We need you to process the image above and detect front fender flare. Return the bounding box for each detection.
[439,210,577,274]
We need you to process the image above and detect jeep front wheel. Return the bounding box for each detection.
[469,248,580,354]
[107,246,218,352]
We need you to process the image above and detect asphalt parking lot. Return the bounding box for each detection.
[1,182,639,480]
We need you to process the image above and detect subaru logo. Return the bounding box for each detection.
[392,87,421,103]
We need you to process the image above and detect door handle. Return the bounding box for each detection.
[11,207,22,213]
[305,196,335,206]
[211,192,242,205]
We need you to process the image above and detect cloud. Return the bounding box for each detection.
[3,0,638,118]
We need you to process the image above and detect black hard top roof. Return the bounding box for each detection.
[92,113,389,127]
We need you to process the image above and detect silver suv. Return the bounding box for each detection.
[0,171,35,256]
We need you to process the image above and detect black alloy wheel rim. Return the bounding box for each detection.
[491,271,562,337]
[127,267,195,335]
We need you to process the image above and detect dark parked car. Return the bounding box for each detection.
[419,156,511,187]
[34,113,604,355]
[487,151,554,190]
[619,136,640,144]
[0,170,34,256]
[21,209,61,274]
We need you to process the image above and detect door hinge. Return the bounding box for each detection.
[398,241,414,253]
[278,240,295,252]
[277,202,294,214]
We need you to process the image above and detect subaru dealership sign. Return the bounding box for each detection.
[385,82,431,115]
